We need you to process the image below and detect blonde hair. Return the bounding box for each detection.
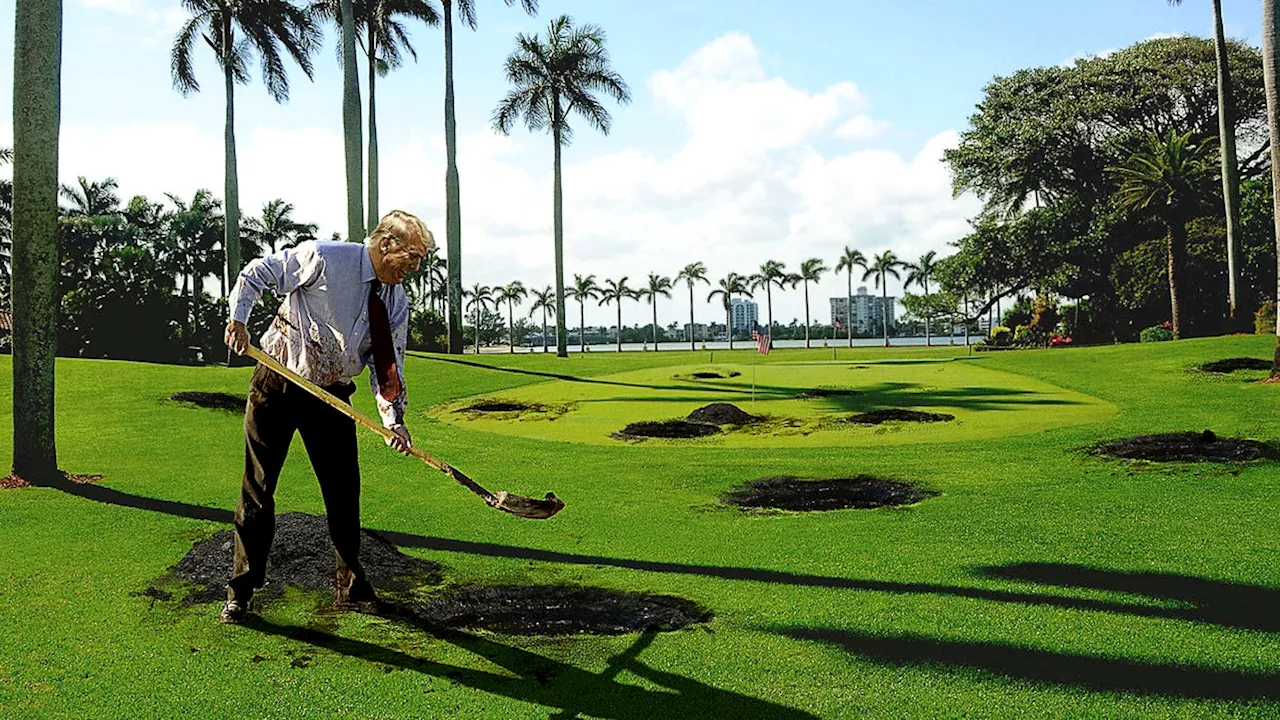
[367,209,434,253]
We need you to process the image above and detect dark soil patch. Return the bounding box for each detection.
[170,391,246,411]
[409,584,712,635]
[795,388,858,400]
[2,472,102,490]
[1197,357,1272,374]
[690,371,740,379]
[686,403,758,425]
[170,512,442,605]
[612,420,721,440]
[1090,431,1277,463]
[723,475,937,511]
[841,409,955,424]
[460,401,530,413]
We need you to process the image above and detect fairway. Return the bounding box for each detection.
[431,358,1116,447]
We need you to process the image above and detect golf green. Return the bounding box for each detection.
[430,358,1116,447]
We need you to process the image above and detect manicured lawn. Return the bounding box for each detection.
[1,336,1278,718]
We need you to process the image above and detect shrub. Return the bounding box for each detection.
[989,325,1012,346]
[1140,324,1174,343]
[1013,324,1034,346]
[1049,333,1073,347]
[1256,301,1275,335]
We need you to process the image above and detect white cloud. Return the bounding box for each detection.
[834,116,889,140]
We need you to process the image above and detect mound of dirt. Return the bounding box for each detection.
[1198,357,1272,373]
[612,420,721,440]
[170,512,442,605]
[842,409,955,424]
[460,401,529,413]
[686,403,758,425]
[410,585,712,635]
[170,391,245,411]
[2,472,102,490]
[795,388,858,399]
[724,476,936,511]
[1091,431,1277,463]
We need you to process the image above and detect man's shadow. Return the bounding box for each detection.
[246,604,818,720]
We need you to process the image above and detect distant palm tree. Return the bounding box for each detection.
[59,176,120,217]
[798,257,828,348]
[0,147,11,284]
[495,280,528,352]
[834,246,867,347]
[441,0,538,354]
[863,250,902,347]
[242,199,318,257]
[1109,129,1217,339]
[426,249,448,315]
[638,272,672,350]
[164,189,225,333]
[675,261,709,350]
[171,0,319,311]
[749,260,798,343]
[569,273,600,353]
[708,272,752,350]
[493,14,630,357]
[463,282,495,353]
[903,250,938,346]
[598,276,636,352]
[529,284,556,353]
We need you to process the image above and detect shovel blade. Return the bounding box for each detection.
[490,491,564,519]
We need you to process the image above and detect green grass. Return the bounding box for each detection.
[1,337,1279,718]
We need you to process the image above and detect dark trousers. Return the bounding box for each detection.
[227,363,366,602]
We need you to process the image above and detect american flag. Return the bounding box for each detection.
[752,322,770,355]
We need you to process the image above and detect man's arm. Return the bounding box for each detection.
[224,243,324,354]
[369,288,410,454]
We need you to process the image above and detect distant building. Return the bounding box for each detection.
[830,286,895,335]
[730,298,759,333]
[682,322,709,342]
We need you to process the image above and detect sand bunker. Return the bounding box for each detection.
[613,420,721,440]
[410,585,712,636]
[170,391,245,411]
[1091,430,1277,463]
[723,476,937,511]
[170,512,442,605]
[1197,357,1271,374]
[841,409,955,425]
[1,472,102,490]
[686,403,758,425]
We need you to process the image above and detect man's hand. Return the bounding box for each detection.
[224,320,249,355]
[385,424,412,456]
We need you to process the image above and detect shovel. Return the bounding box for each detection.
[244,344,564,520]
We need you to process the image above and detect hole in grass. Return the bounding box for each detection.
[461,401,530,413]
[686,403,760,425]
[673,369,743,381]
[1090,431,1278,463]
[723,475,937,512]
[840,409,955,425]
[612,420,721,440]
[1196,357,1271,374]
[409,584,713,636]
[795,387,858,400]
[170,391,246,411]
[168,512,442,606]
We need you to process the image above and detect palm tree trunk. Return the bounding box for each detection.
[542,309,548,353]
[11,0,62,481]
[726,303,733,350]
[508,303,514,353]
[340,0,363,244]
[366,18,380,233]
[882,274,889,348]
[553,118,568,358]
[1211,0,1242,326]
[846,270,853,348]
[687,285,695,351]
[651,299,659,351]
[616,303,622,352]
[803,280,811,348]
[1167,220,1187,340]
[443,0,463,354]
[222,17,242,366]
[766,285,774,342]
[924,279,931,346]
[579,300,586,353]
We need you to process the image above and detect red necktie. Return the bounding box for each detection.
[368,280,396,394]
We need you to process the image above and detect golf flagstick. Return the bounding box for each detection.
[244,344,563,520]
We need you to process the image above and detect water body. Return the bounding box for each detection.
[494,335,978,354]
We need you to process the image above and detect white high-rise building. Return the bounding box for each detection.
[830,286,896,335]
[730,298,759,334]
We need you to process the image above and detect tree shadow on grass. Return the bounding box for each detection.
[246,613,817,719]
[771,626,1280,703]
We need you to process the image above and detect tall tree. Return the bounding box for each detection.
[1268,0,1280,377]
[171,0,319,322]
[495,280,527,352]
[675,261,709,350]
[598,276,635,352]
[442,0,538,354]
[708,272,752,350]
[798,257,828,348]
[863,250,902,347]
[529,284,555,353]
[463,282,494,353]
[492,14,630,358]
[749,260,798,343]
[1110,130,1217,339]
[59,176,120,217]
[426,249,447,315]
[903,250,938,346]
[569,272,599,353]
[12,0,62,482]
[340,0,363,243]
[639,272,672,350]
[834,247,866,347]
[242,199,318,256]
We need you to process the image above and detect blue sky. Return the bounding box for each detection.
[0,0,1263,328]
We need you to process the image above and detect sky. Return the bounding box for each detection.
[0,0,1266,330]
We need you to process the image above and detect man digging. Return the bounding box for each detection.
[219,210,432,624]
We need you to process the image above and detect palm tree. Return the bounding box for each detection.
[0,148,11,285]
[171,0,319,316]
[863,250,902,347]
[340,0,363,243]
[1110,130,1217,339]
[441,0,538,355]
[834,247,866,347]
[12,0,62,481]
[492,14,630,358]
[798,258,828,348]
[569,273,600,353]
[708,272,752,350]
[1169,0,1242,326]
[529,285,555,353]
[242,199,318,257]
[638,272,672,350]
[598,276,636,352]
[903,250,938,347]
[675,261,709,350]
[426,249,448,316]
[310,0,439,231]
[59,176,120,217]
[463,282,494,353]
[495,280,528,352]
[1265,0,1280,377]
[749,260,798,343]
